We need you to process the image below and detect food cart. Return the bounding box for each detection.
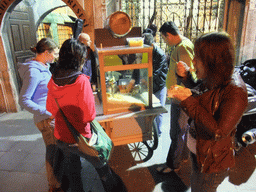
[93,12,167,161]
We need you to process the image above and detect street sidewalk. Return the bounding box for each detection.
[0,104,256,192]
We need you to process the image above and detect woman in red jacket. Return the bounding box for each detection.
[46,38,116,192]
[168,32,248,192]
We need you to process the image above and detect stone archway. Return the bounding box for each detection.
[0,0,94,113]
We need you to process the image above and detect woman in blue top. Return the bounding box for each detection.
[18,38,61,192]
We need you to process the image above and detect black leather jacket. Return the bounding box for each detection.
[152,44,168,93]
[131,44,168,93]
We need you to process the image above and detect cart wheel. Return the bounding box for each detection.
[128,142,153,163]
[143,119,159,150]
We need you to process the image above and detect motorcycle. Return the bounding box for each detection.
[236,59,256,147]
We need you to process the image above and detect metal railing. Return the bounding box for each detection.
[121,0,225,52]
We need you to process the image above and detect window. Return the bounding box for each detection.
[57,24,73,47]
[37,23,52,41]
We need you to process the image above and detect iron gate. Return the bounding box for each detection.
[121,0,225,51]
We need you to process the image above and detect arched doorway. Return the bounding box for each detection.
[2,0,37,94]
[0,0,94,113]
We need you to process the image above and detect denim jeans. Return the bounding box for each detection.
[154,86,167,136]
[190,152,228,192]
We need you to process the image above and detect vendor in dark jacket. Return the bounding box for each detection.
[168,31,248,192]
[130,33,168,136]
[144,33,168,94]
[145,33,168,136]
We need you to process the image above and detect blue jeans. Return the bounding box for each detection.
[154,86,167,136]
[190,152,228,192]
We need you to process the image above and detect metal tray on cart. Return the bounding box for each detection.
[94,92,167,162]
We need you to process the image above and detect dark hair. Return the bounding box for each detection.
[143,24,158,37]
[57,38,87,70]
[159,21,180,36]
[148,24,157,37]
[31,38,58,54]
[142,33,154,46]
[143,28,153,35]
[194,31,235,87]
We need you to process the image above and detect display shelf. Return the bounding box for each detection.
[96,45,153,115]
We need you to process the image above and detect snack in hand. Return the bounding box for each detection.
[167,85,192,100]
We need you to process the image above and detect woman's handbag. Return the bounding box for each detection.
[228,145,256,185]
[54,98,114,168]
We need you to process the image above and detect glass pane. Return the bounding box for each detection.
[105,69,149,112]
[104,53,148,66]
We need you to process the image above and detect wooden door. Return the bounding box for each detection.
[7,2,37,91]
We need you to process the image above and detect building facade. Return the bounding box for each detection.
[0,0,254,113]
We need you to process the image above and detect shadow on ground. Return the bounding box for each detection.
[109,144,192,192]
[109,142,256,192]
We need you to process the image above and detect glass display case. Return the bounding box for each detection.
[96,45,153,115]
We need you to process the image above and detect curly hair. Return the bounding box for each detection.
[194,31,235,87]
[57,38,87,70]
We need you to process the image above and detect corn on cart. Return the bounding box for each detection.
[93,42,167,162]
[92,11,167,162]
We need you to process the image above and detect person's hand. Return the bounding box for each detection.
[176,61,190,77]
[140,79,147,89]
[43,117,55,130]
[167,85,192,101]
[92,84,97,92]
[125,79,135,93]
